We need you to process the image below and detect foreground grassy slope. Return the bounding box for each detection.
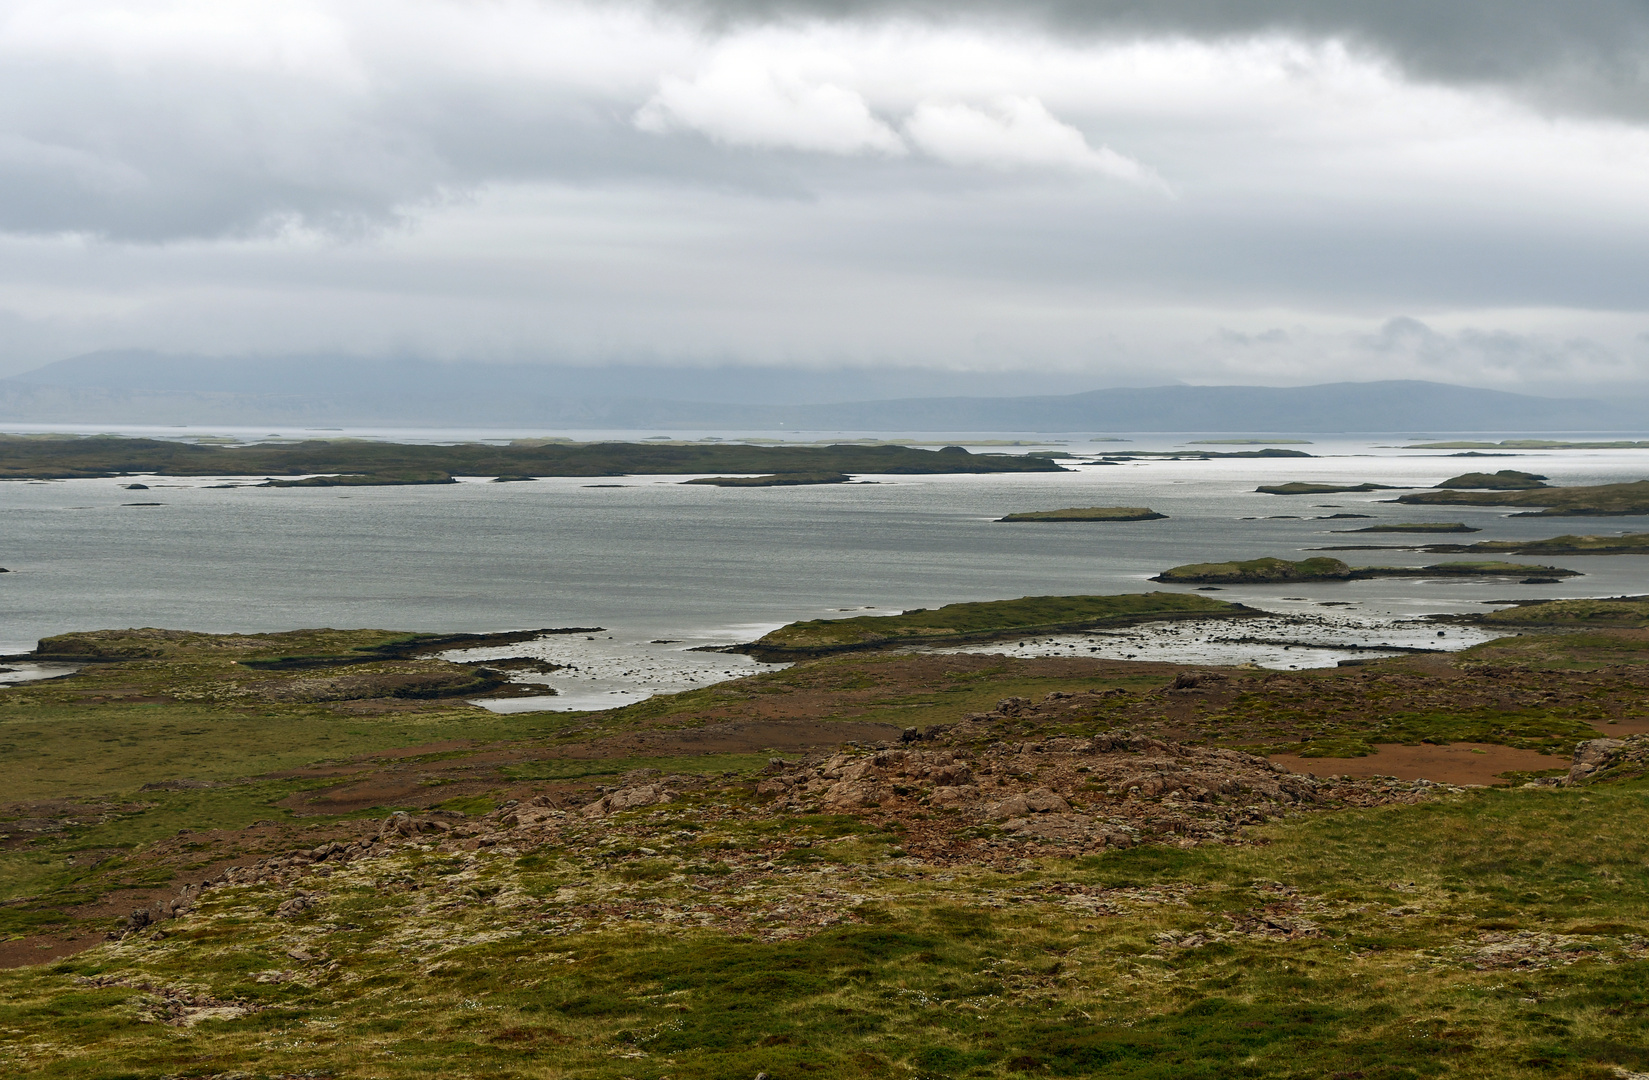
[3,775,1648,1078]
[4,622,1649,1078]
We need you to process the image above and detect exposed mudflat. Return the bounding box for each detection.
[1269,742,1569,786]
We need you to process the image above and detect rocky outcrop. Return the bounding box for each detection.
[744,695,1423,852]
[582,783,676,818]
[1565,735,1649,785]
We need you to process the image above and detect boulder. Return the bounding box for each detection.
[822,779,889,810]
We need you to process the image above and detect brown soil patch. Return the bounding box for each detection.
[1593,717,1649,736]
[0,934,100,967]
[1270,743,1568,786]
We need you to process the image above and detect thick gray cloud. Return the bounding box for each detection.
[661,0,1649,119]
[0,0,1642,392]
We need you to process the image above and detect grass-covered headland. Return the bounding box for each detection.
[4,614,1649,1079]
[0,435,1062,481]
[741,593,1247,659]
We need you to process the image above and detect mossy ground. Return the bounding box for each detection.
[3,781,1648,1078]
[2,624,1648,1077]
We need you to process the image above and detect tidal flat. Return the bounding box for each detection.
[3,619,1649,1078]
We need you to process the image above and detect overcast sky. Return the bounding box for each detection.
[0,0,1647,392]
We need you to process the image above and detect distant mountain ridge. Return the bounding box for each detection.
[1,351,1642,433]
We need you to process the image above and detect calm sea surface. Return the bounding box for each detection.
[3,430,1646,704]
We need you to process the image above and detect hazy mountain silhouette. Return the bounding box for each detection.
[2,351,1641,433]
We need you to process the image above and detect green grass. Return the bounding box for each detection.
[750,593,1244,656]
[1282,709,1604,758]
[0,691,546,802]
[1481,597,1649,628]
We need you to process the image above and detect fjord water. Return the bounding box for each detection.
[3,434,1646,700]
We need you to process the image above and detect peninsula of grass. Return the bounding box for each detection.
[1256,481,1400,495]
[1478,595,1649,627]
[682,471,852,487]
[1154,556,1579,585]
[1333,521,1480,533]
[0,434,1064,481]
[1416,531,1649,556]
[997,506,1166,522]
[741,592,1249,658]
[1396,478,1649,516]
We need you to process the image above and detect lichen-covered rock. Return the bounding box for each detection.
[582,783,675,818]
[1566,734,1649,784]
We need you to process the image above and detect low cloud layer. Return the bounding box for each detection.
[0,0,1644,393]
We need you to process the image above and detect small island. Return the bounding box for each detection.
[1154,556,1579,584]
[1333,522,1480,534]
[1256,482,1400,495]
[997,506,1165,522]
[1436,469,1548,490]
[1153,556,1357,584]
[682,471,852,487]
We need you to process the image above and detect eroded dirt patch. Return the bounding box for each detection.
[1268,743,1569,786]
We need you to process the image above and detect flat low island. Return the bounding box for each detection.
[997,506,1166,522]
[1153,556,1581,585]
